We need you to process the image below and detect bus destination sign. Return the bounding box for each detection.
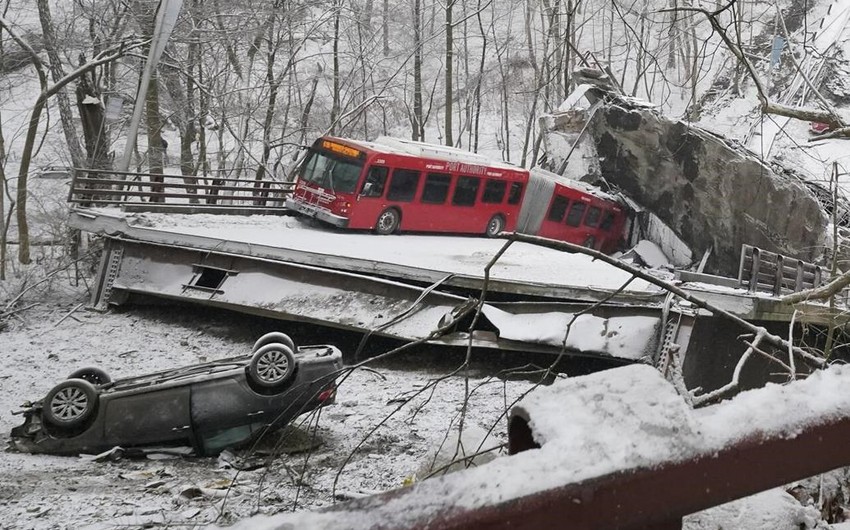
[322,140,362,158]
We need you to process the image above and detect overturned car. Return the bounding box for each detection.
[9,332,342,456]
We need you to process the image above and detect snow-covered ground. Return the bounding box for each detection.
[2,289,843,530]
[4,0,850,526]
[0,286,542,529]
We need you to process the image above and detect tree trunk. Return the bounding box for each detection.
[472,0,487,151]
[35,0,85,168]
[330,0,341,134]
[0,109,6,280]
[15,94,47,264]
[256,20,281,195]
[382,0,389,55]
[413,0,423,140]
[75,62,111,171]
[145,71,165,200]
[445,0,454,146]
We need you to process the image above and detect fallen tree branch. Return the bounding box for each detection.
[691,329,761,405]
[661,1,847,134]
[781,269,850,304]
[0,302,40,320]
[53,302,84,328]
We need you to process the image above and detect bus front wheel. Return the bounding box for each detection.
[485,215,505,238]
[375,208,400,235]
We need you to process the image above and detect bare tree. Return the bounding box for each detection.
[444,0,456,145]
[0,109,7,280]
[0,15,141,263]
[413,0,424,140]
[35,0,85,169]
[665,1,849,135]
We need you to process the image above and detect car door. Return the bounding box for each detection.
[102,387,192,447]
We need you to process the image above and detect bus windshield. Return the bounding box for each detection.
[300,151,363,194]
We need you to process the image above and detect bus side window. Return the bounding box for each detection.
[422,173,451,204]
[387,169,420,202]
[452,176,480,206]
[508,182,523,205]
[547,195,569,222]
[361,166,388,197]
[600,210,616,230]
[565,202,587,227]
[584,206,602,227]
[482,179,507,203]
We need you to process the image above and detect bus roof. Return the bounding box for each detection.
[529,167,620,203]
[326,136,522,172]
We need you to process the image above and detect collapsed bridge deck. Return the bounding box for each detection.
[70,207,834,391]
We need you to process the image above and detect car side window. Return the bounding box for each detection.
[360,166,388,197]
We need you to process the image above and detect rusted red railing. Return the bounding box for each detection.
[244,364,850,530]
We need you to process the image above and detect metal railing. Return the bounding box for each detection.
[68,168,294,213]
[738,244,824,295]
[257,365,850,530]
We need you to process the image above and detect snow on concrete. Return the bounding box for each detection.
[481,305,660,360]
[102,209,664,295]
[630,239,674,269]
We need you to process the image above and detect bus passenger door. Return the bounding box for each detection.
[351,166,389,229]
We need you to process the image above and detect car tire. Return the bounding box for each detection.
[68,367,111,386]
[374,208,400,235]
[248,343,297,389]
[43,378,98,429]
[485,215,505,238]
[252,331,296,354]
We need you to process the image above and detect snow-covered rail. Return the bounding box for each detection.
[68,168,293,214]
[235,364,850,530]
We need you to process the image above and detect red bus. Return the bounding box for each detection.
[287,136,628,253]
[286,136,528,237]
[517,168,627,254]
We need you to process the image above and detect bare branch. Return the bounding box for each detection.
[662,1,848,132]
[782,269,850,304]
[503,232,824,368]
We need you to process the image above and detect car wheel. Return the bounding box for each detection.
[43,379,98,429]
[68,367,111,386]
[374,208,400,235]
[485,215,505,238]
[248,343,297,389]
[252,331,296,354]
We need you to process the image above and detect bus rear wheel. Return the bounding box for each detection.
[485,215,505,238]
[375,208,400,235]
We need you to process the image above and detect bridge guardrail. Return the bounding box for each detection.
[68,168,294,213]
